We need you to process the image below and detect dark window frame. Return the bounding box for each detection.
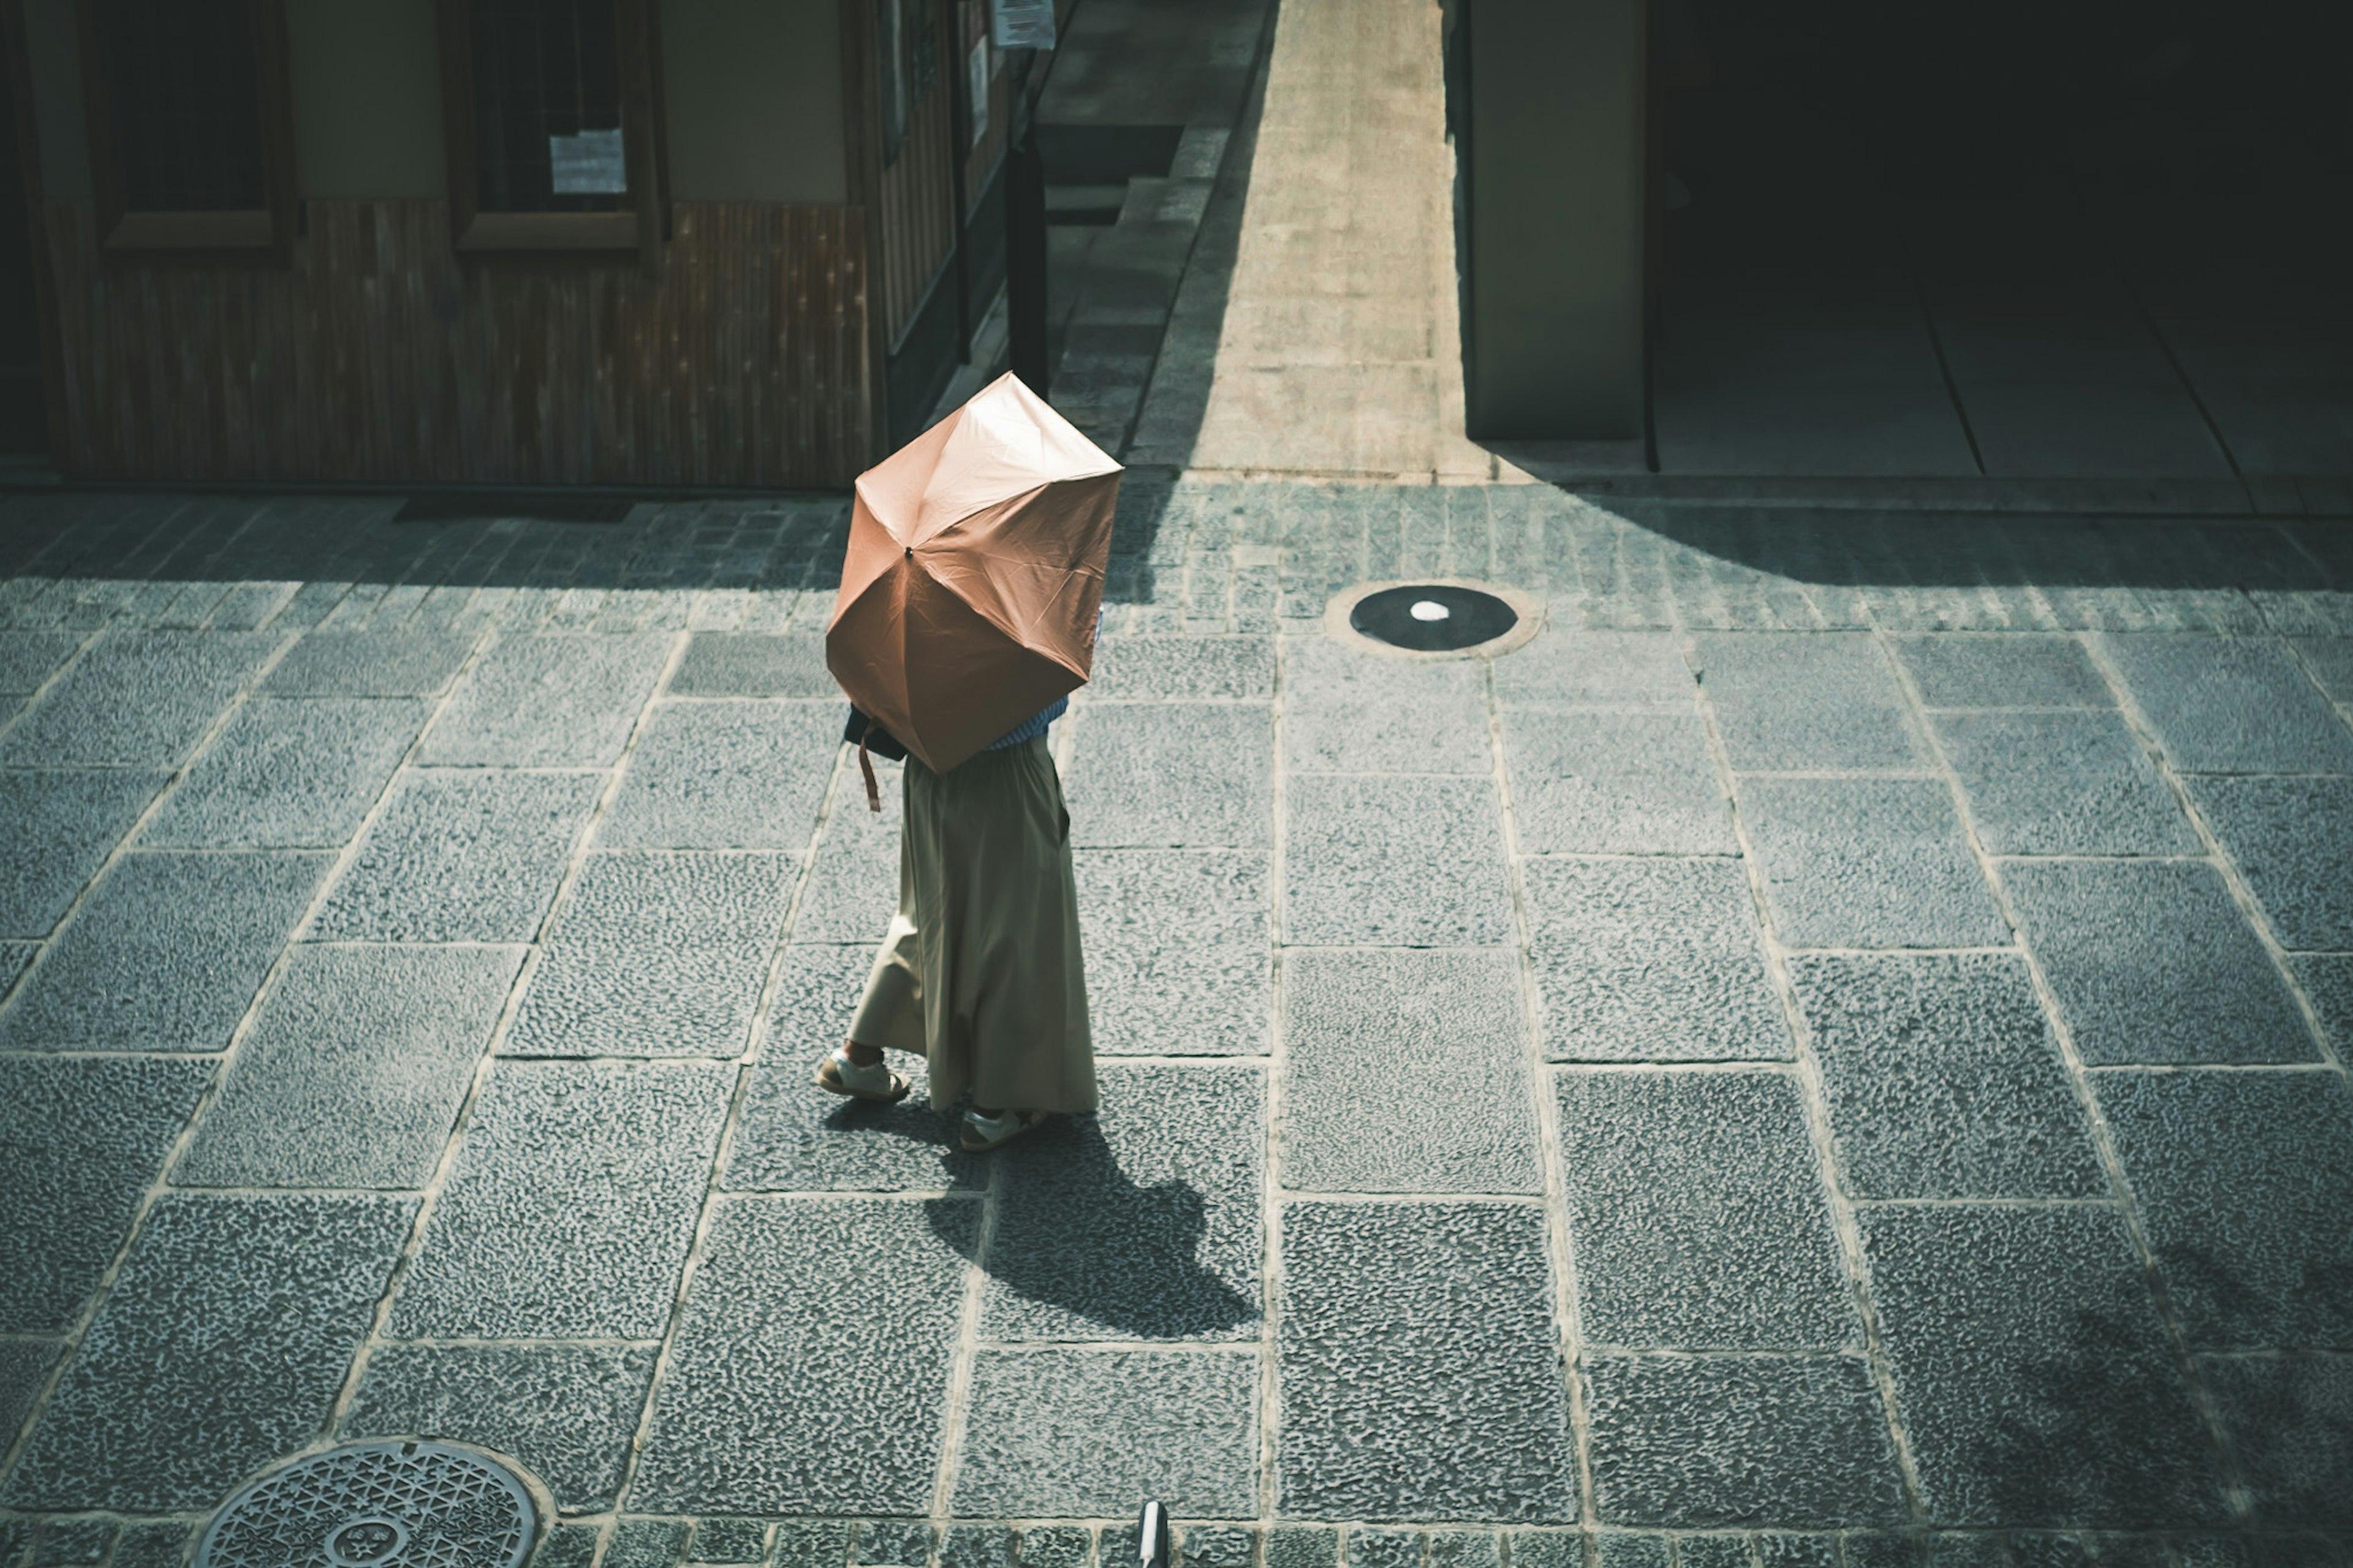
[434,0,667,271]
[74,0,298,259]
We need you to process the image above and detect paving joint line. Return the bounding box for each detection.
[1685,624,1932,1529]
[1254,620,1292,1529]
[1895,625,2257,1524]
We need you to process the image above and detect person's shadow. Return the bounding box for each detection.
[924,1115,1258,1340]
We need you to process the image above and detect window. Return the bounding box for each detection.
[75,0,297,254]
[436,0,666,260]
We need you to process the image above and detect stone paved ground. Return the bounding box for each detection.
[1,482,2351,1568]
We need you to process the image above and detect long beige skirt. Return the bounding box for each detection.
[847,734,1097,1114]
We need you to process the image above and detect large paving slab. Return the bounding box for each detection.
[504,850,797,1058]
[1066,702,1273,848]
[1553,1069,1852,1350]
[175,944,521,1189]
[0,851,328,1051]
[0,1055,210,1332]
[1503,709,1735,854]
[1694,634,1928,772]
[2095,1070,2353,1350]
[982,1063,1263,1341]
[0,1192,415,1512]
[387,1060,731,1339]
[1078,851,1270,1055]
[1737,776,2006,949]
[598,700,839,849]
[309,769,604,942]
[420,632,672,767]
[2101,634,2353,773]
[1283,949,1539,1194]
[259,627,476,696]
[1787,953,2105,1200]
[141,697,428,847]
[2003,859,2315,1065]
[629,1197,977,1515]
[2186,776,2353,950]
[1278,1202,1577,1521]
[1928,708,2196,855]
[1283,773,1514,945]
[1521,857,1787,1062]
[1279,638,1490,774]
[1859,1203,2229,1527]
[0,631,276,768]
[0,768,167,936]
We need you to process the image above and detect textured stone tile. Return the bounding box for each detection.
[1522,858,1787,1062]
[1284,950,1539,1194]
[2006,860,2313,1065]
[2289,637,2353,705]
[389,1060,731,1338]
[261,629,476,695]
[1695,634,1926,771]
[421,632,670,766]
[1017,1525,1090,1568]
[1789,953,2103,1200]
[1281,638,1490,774]
[772,1520,854,1568]
[1893,635,2112,709]
[1505,1532,1586,1568]
[953,1347,1259,1518]
[530,1524,604,1568]
[1179,1525,1257,1568]
[310,770,602,942]
[692,1518,777,1564]
[1587,1536,1669,1568]
[506,852,795,1057]
[176,944,520,1189]
[2097,1070,2353,1349]
[1505,710,1735,854]
[23,1517,114,1564]
[0,631,275,767]
[1555,1069,1852,1349]
[0,768,165,936]
[142,697,426,847]
[790,757,901,941]
[600,700,839,848]
[2102,635,2353,773]
[1279,1202,1577,1521]
[0,851,326,1050]
[1424,1534,1498,1568]
[1738,778,2005,949]
[1860,1205,2227,1527]
[0,630,81,695]
[630,1196,977,1513]
[2198,1354,2353,1530]
[1493,631,1694,706]
[852,1518,934,1567]
[2188,777,2353,950]
[1078,851,1270,1056]
[1067,702,1273,848]
[608,1520,694,1568]
[0,1336,59,1449]
[1284,773,1514,946]
[1583,1354,1905,1526]
[982,1064,1262,1341]
[0,1192,414,1511]
[2295,955,2353,1056]
[1266,1528,1338,1568]
[1089,636,1274,700]
[343,1343,656,1513]
[1349,1529,1424,1568]
[1930,710,2196,856]
[670,631,834,697]
[102,1521,192,1568]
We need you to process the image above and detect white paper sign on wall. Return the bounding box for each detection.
[991,0,1056,50]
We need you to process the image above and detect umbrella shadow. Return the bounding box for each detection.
[924,1115,1258,1340]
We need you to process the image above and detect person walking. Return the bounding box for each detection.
[811,371,1118,1156]
[814,691,1095,1154]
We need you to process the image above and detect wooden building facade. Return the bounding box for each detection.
[0,0,1026,488]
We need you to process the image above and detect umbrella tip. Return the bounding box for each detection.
[1137,1502,1171,1568]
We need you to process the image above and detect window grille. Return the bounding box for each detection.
[467,0,629,213]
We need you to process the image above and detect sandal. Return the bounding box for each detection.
[960,1107,1044,1153]
[816,1047,912,1105]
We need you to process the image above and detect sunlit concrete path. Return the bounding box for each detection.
[1,483,2350,1568]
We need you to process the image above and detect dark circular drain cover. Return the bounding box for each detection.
[1349,583,1521,651]
[195,1442,536,1568]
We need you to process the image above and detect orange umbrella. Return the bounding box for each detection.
[827,371,1122,779]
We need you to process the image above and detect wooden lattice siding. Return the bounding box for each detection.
[41,196,872,485]
[874,50,953,348]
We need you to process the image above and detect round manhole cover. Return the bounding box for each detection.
[1327,580,1539,657]
[195,1442,537,1568]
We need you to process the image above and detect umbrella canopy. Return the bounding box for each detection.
[827,372,1123,774]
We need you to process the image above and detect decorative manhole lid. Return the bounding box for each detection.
[1326,579,1540,658]
[195,1442,538,1568]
